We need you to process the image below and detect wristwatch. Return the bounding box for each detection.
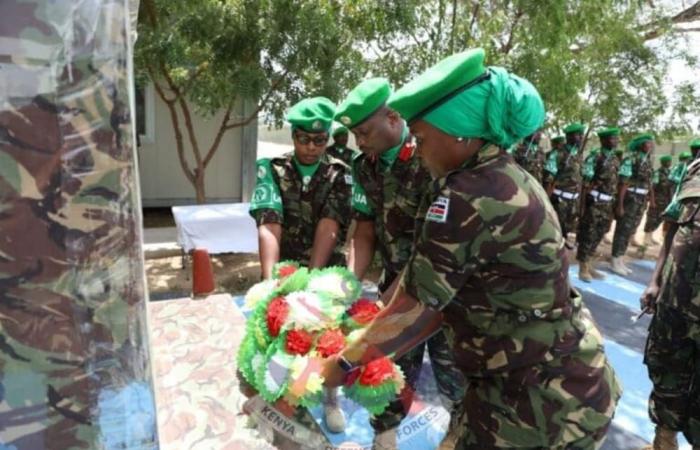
[337,356,358,373]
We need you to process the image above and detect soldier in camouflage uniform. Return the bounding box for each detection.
[249,97,351,435]
[669,151,692,187]
[511,130,545,184]
[0,1,159,448]
[335,78,465,449]
[321,48,621,450]
[577,127,622,282]
[544,124,585,248]
[644,155,674,246]
[640,158,700,450]
[610,134,655,275]
[325,122,358,166]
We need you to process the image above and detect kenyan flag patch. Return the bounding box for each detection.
[426,196,450,223]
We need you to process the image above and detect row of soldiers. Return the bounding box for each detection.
[510,126,700,281]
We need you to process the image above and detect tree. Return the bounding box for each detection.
[135,0,417,203]
[366,0,700,142]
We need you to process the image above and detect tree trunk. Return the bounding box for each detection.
[194,168,206,204]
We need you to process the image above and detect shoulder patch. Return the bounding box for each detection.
[344,174,353,185]
[426,195,450,223]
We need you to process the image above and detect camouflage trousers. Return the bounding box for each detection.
[449,361,620,449]
[644,199,671,233]
[644,303,700,445]
[550,192,580,237]
[577,198,614,262]
[611,192,647,257]
[371,330,466,432]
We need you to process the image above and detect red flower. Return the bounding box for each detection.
[347,299,381,325]
[278,265,297,278]
[316,329,346,357]
[398,142,414,161]
[285,329,314,355]
[359,357,395,386]
[266,297,289,337]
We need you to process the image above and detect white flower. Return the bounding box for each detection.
[285,292,334,331]
[245,279,277,309]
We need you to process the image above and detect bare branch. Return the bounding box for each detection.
[225,68,291,130]
[203,103,234,168]
[500,8,524,55]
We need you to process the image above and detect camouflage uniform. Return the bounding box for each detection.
[612,151,653,257]
[251,153,351,267]
[644,160,700,446]
[325,143,357,167]
[0,1,158,448]
[644,165,674,233]
[577,148,621,262]
[511,141,545,184]
[353,135,466,431]
[403,146,621,448]
[544,143,582,237]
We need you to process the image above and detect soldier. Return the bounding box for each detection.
[639,158,700,450]
[669,151,692,186]
[319,47,621,450]
[577,127,622,282]
[325,122,357,166]
[610,134,655,275]
[643,155,674,246]
[335,78,465,449]
[248,96,351,433]
[511,129,545,184]
[692,139,700,160]
[544,124,585,249]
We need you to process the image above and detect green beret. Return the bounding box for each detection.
[563,123,585,134]
[597,127,620,138]
[660,155,673,163]
[386,48,487,123]
[690,138,700,149]
[286,97,336,132]
[331,122,348,137]
[679,151,692,161]
[335,78,391,128]
[628,133,654,151]
[551,135,565,144]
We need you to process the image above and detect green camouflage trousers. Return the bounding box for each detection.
[371,330,466,432]
[644,304,700,445]
[612,192,647,257]
[644,199,671,233]
[551,193,580,237]
[577,198,614,262]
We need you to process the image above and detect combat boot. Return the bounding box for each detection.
[323,387,345,433]
[639,426,678,450]
[589,258,607,279]
[372,428,398,450]
[611,256,630,276]
[578,261,593,282]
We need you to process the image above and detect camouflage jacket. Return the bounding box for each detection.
[325,144,358,167]
[652,166,674,205]
[619,150,653,191]
[543,144,582,191]
[251,153,352,266]
[669,162,688,185]
[353,135,430,290]
[403,145,609,376]
[659,159,700,321]
[511,142,544,183]
[582,147,620,195]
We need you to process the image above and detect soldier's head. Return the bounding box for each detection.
[387,48,544,178]
[597,127,620,150]
[286,97,335,165]
[551,136,565,150]
[660,155,672,168]
[331,123,349,147]
[564,123,585,147]
[679,151,692,163]
[630,133,654,154]
[690,139,700,159]
[336,78,404,156]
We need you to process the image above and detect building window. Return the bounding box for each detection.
[135,83,155,145]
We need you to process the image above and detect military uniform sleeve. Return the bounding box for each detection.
[618,156,633,181]
[403,187,493,310]
[251,209,283,226]
[320,164,352,226]
[249,158,284,226]
[351,159,375,220]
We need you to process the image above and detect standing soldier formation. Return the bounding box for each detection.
[644,155,674,246]
[610,134,655,275]
[511,129,545,184]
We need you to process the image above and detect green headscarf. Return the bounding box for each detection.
[421,67,545,148]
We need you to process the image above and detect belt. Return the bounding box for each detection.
[629,187,649,195]
[553,189,579,200]
[589,189,613,202]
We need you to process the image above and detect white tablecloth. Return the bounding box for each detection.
[171,203,258,254]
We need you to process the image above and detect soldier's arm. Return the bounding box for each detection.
[616,182,628,219]
[347,219,376,280]
[309,218,341,269]
[640,222,678,311]
[258,222,282,279]
[310,165,351,268]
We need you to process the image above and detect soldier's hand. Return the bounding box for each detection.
[321,355,347,388]
[639,283,660,313]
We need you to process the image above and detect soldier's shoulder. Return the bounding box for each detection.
[324,154,351,173]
